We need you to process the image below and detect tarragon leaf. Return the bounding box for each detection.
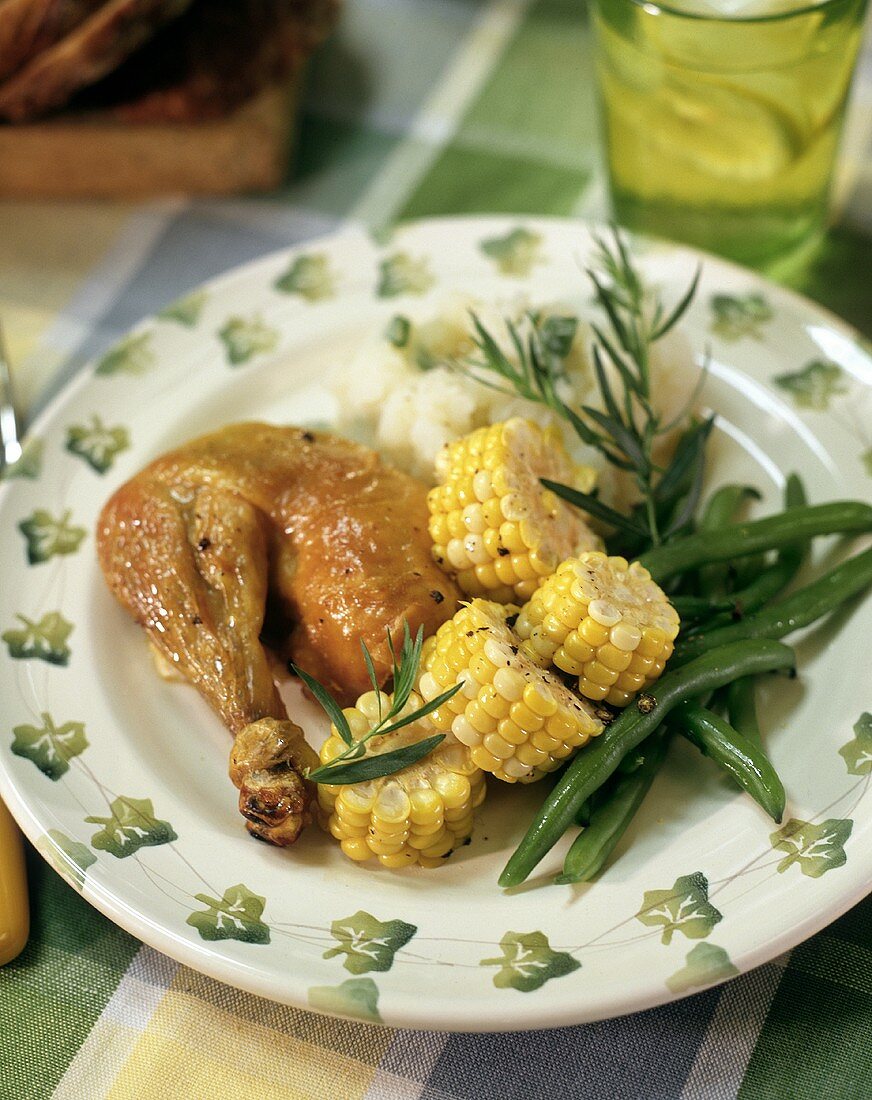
[218,315,279,366]
[86,796,177,858]
[377,253,434,298]
[666,943,738,994]
[481,930,580,992]
[11,713,87,780]
[480,227,543,277]
[710,293,773,340]
[770,818,853,878]
[774,360,847,411]
[323,910,417,974]
[18,509,86,565]
[635,871,723,945]
[840,712,872,776]
[308,978,382,1023]
[2,611,73,665]
[274,254,336,301]
[186,884,270,944]
[308,734,445,785]
[0,437,43,480]
[95,333,155,376]
[66,416,130,474]
[158,290,207,327]
[36,830,96,891]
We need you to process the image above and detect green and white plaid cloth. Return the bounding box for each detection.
[1,2,871,1097]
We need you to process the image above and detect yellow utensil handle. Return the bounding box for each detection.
[0,798,29,965]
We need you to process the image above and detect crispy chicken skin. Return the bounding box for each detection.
[96,423,460,844]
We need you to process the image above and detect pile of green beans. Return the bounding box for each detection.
[500,482,872,891]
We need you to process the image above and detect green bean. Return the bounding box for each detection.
[499,638,795,887]
[674,545,872,664]
[725,677,761,744]
[639,501,872,583]
[674,702,784,821]
[697,484,761,596]
[671,594,733,620]
[556,730,670,885]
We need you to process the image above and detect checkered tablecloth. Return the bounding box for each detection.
[1,2,871,1098]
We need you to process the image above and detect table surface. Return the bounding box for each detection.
[1,2,871,1098]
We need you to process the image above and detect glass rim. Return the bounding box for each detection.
[616,0,855,25]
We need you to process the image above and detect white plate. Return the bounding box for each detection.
[1,216,870,1032]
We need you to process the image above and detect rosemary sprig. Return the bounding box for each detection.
[297,621,462,785]
[455,227,707,550]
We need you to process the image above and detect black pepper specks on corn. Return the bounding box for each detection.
[418,599,604,783]
[317,690,486,868]
[427,418,601,603]
[515,552,681,707]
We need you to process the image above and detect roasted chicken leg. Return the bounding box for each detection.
[97,423,460,845]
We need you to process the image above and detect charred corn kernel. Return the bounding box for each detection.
[420,599,604,783]
[317,690,485,868]
[429,419,601,602]
[516,552,681,706]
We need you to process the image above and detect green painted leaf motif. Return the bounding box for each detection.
[308,978,382,1023]
[66,416,130,474]
[11,712,87,780]
[771,818,853,877]
[862,447,872,478]
[710,293,773,340]
[218,315,279,366]
[2,611,73,665]
[18,509,86,565]
[158,290,207,327]
[840,712,872,776]
[36,830,96,891]
[95,333,155,376]
[480,227,543,277]
[377,253,434,298]
[323,910,417,974]
[384,314,411,348]
[480,931,580,992]
[0,437,43,480]
[773,360,847,410]
[186,884,270,944]
[636,871,723,945]
[666,943,739,994]
[86,796,177,858]
[274,254,336,301]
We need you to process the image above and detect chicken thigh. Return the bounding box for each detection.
[97,423,460,845]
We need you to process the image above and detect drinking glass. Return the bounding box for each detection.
[591,0,869,267]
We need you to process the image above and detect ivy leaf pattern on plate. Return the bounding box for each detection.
[186,884,270,944]
[635,872,723,945]
[18,509,86,565]
[709,293,773,340]
[323,910,417,974]
[377,253,434,298]
[2,611,73,665]
[770,818,853,877]
[36,829,96,891]
[86,796,177,858]
[95,333,155,377]
[773,360,847,410]
[839,712,872,776]
[218,315,279,366]
[0,437,43,481]
[66,416,130,474]
[158,290,207,327]
[666,943,739,994]
[480,931,580,992]
[862,448,872,478]
[308,978,382,1023]
[274,254,336,301]
[11,713,88,780]
[480,227,543,277]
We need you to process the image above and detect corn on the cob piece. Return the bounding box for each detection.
[418,599,604,783]
[428,418,601,603]
[516,552,680,708]
[317,690,486,868]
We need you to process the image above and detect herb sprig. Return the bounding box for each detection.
[298,622,461,785]
[456,227,710,550]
